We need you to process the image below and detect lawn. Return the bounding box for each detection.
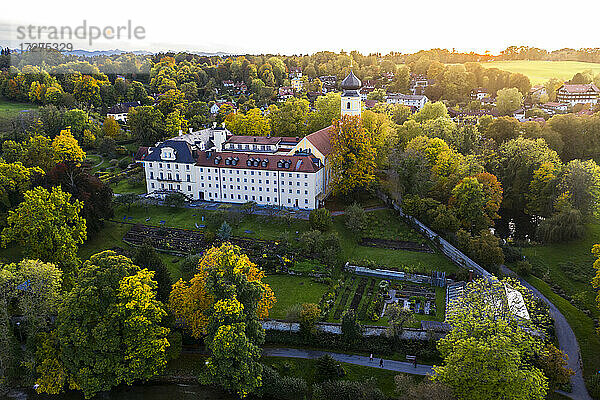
[481,60,600,85]
[519,222,600,378]
[111,179,146,195]
[0,98,38,118]
[264,356,415,397]
[113,204,458,275]
[263,275,330,319]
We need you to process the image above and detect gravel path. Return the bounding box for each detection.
[501,266,592,400]
[263,347,433,376]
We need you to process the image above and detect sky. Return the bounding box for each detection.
[2,0,600,55]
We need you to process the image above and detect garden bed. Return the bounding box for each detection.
[359,237,433,253]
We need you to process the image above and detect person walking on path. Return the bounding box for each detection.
[379,358,384,368]
[413,357,417,368]
[369,353,373,362]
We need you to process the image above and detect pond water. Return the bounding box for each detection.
[2,384,236,400]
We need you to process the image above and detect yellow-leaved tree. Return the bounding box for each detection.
[593,244,600,334]
[52,128,86,164]
[169,243,275,397]
[330,115,377,196]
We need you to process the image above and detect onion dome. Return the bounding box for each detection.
[341,70,361,90]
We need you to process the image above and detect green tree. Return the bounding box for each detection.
[344,202,367,234]
[592,244,600,335]
[433,278,550,400]
[411,102,448,123]
[269,97,310,137]
[36,251,169,398]
[2,186,86,269]
[129,105,166,146]
[496,87,524,116]
[133,242,172,303]
[306,92,341,132]
[449,177,487,233]
[385,302,415,340]
[341,309,362,344]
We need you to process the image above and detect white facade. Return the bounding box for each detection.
[107,112,128,122]
[341,95,361,117]
[386,93,428,110]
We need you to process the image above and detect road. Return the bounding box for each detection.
[501,266,592,400]
[262,347,433,376]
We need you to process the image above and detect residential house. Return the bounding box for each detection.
[386,93,428,110]
[107,101,141,123]
[556,83,600,106]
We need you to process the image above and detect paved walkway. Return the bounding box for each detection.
[501,266,592,400]
[263,347,433,376]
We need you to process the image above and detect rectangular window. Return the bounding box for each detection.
[151,183,154,188]
[149,163,153,168]
[150,172,154,179]
[187,175,190,182]
[188,185,191,191]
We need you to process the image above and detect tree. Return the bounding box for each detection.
[225,108,271,136]
[496,88,524,116]
[128,105,166,146]
[102,116,121,138]
[299,303,320,338]
[269,97,310,137]
[176,243,275,397]
[484,116,520,144]
[385,302,415,340]
[164,191,186,207]
[309,208,332,231]
[169,242,275,337]
[47,163,114,236]
[306,92,342,132]
[433,278,551,400]
[217,221,232,240]
[537,343,573,391]
[133,242,172,303]
[315,354,345,382]
[36,251,169,398]
[557,159,600,217]
[344,202,367,234]
[52,128,85,165]
[330,115,377,196]
[449,177,487,233]
[0,161,44,216]
[411,102,449,123]
[2,186,86,269]
[341,309,362,344]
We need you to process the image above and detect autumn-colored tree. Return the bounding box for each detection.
[36,251,169,398]
[0,161,44,215]
[1,186,86,269]
[102,116,121,138]
[330,115,377,196]
[52,129,86,164]
[170,243,275,397]
[225,108,271,136]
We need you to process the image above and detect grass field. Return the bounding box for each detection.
[263,275,330,319]
[481,60,600,84]
[113,205,458,274]
[0,98,38,118]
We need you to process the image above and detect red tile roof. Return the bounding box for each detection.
[559,83,600,93]
[305,126,333,156]
[196,151,322,173]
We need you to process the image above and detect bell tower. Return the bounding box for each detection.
[340,69,362,117]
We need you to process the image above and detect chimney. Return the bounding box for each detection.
[213,122,217,128]
[189,128,193,133]
[178,129,183,136]
[468,269,473,282]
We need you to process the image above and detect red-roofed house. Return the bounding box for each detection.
[556,83,600,106]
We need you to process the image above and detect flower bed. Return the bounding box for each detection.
[333,277,356,320]
[348,278,368,311]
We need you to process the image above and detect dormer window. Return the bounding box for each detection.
[160,147,177,161]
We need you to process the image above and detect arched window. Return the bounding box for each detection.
[346,102,351,109]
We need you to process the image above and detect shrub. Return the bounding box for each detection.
[118,158,130,170]
[536,208,585,243]
[299,303,320,337]
[515,260,532,277]
[314,354,345,382]
[259,365,308,400]
[502,245,523,263]
[313,379,385,400]
[309,208,332,232]
[344,203,366,233]
[298,230,341,266]
[164,192,187,208]
[109,158,119,166]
